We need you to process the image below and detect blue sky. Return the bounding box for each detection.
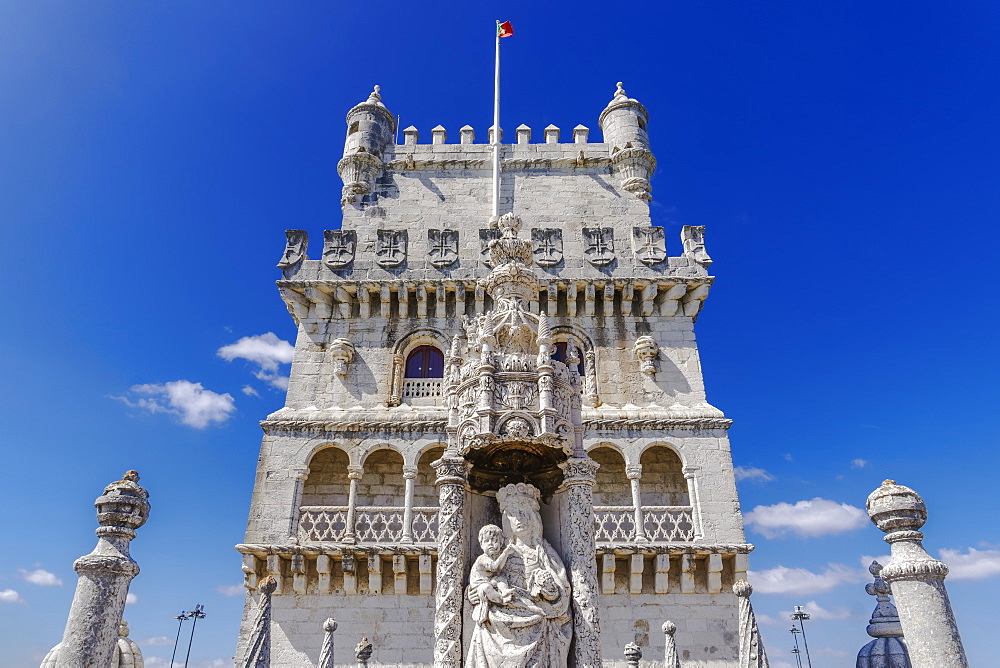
[2,1,998,666]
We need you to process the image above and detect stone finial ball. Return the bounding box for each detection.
[866,479,927,533]
[624,642,642,660]
[323,618,338,633]
[733,580,753,598]
[662,620,677,635]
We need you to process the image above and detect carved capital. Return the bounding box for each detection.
[625,465,643,480]
[634,335,659,375]
[432,456,469,485]
[559,456,599,484]
[402,465,418,480]
[347,465,364,480]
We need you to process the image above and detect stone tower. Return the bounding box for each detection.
[236,83,750,667]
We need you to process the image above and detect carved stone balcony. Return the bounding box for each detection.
[298,506,439,545]
[593,505,695,544]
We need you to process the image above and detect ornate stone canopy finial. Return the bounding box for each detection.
[615,81,626,99]
[857,561,911,667]
[368,85,382,103]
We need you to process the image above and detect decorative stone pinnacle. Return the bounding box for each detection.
[369,85,381,101]
[323,617,338,633]
[122,470,139,482]
[615,81,626,98]
[118,621,130,638]
[259,575,278,596]
[355,637,373,660]
[624,641,642,661]
[733,579,753,597]
[867,479,927,534]
[662,620,676,635]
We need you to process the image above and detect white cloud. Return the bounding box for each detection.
[216,584,245,597]
[939,547,1000,580]
[19,568,62,586]
[0,589,24,604]
[241,385,260,397]
[143,659,170,668]
[851,458,869,469]
[218,333,293,389]
[780,600,853,621]
[116,381,236,429]
[126,592,138,605]
[745,497,867,539]
[750,564,863,595]
[142,636,173,646]
[734,466,774,482]
[815,647,851,657]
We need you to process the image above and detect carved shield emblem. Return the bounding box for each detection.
[583,227,615,266]
[479,228,501,266]
[633,226,667,265]
[277,229,308,269]
[428,229,459,267]
[322,229,356,269]
[375,229,407,268]
[532,228,563,267]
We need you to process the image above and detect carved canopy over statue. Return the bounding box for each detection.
[467,483,572,667]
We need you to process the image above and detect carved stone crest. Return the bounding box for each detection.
[322,230,356,269]
[682,225,713,266]
[375,229,407,268]
[583,227,615,266]
[277,230,308,269]
[532,228,563,267]
[633,226,667,265]
[479,228,501,266]
[428,229,459,267]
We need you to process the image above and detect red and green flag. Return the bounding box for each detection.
[497,20,514,38]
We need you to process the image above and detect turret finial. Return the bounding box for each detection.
[615,81,626,98]
[368,85,382,103]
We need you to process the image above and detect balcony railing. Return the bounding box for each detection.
[402,378,443,398]
[298,506,439,544]
[593,505,695,543]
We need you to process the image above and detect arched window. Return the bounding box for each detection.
[405,345,444,378]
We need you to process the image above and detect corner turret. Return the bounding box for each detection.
[338,85,396,206]
[598,82,656,201]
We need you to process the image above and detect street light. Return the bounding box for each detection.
[183,604,206,668]
[789,626,803,668]
[170,612,188,667]
[790,605,812,668]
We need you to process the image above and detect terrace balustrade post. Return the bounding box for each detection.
[625,465,648,543]
[401,465,417,543]
[344,465,363,545]
[683,466,703,539]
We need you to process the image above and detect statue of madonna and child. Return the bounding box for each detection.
[467,482,573,667]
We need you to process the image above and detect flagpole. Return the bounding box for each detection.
[491,21,501,221]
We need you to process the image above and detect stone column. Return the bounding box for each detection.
[625,465,648,543]
[867,480,968,668]
[734,580,769,668]
[432,455,468,668]
[662,621,680,668]
[559,456,602,668]
[55,470,150,668]
[683,465,704,539]
[242,576,277,667]
[318,618,338,668]
[401,465,418,544]
[344,465,363,544]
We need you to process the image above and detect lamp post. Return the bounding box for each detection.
[170,612,188,667]
[183,604,206,667]
[789,626,803,668]
[790,606,812,668]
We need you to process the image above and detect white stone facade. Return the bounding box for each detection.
[236,84,749,667]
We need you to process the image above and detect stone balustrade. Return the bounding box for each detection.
[593,505,696,544]
[298,506,439,545]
